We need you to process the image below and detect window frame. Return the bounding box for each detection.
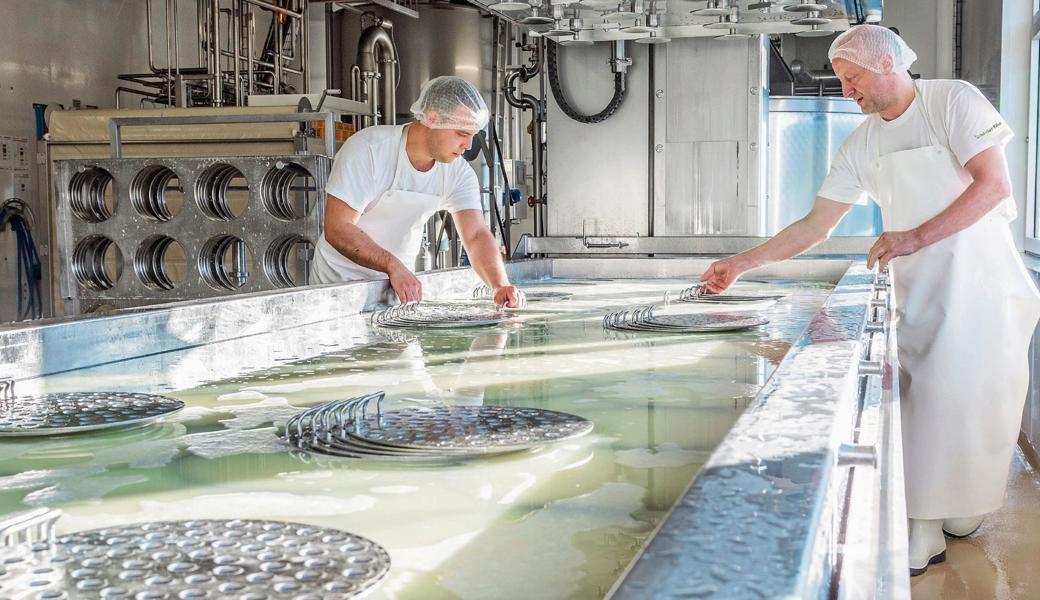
[1025,10,1040,254]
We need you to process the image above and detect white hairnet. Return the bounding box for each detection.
[828,25,917,75]
[410,76,489,131]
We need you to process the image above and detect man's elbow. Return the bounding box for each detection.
[991,176,1012,200]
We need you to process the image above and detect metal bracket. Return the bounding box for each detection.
[837,443,878,468]
[858,360,884,376]
[864,321,885,333]
[581,221,630,250]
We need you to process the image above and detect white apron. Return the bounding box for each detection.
[871,87,1040,519]
[311,125,445,283]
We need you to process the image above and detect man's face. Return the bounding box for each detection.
[428,127,478,163]
[832,58,897,115]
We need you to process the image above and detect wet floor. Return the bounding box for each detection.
[911,449,1040,600]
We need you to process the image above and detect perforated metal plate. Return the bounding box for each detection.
[0,392,184,437]
[373,303,508,329]
[352,406,593,453]
[684,294,785,304]
[524,291,573,302]
[0,519,390,599]
[610,313,768,333]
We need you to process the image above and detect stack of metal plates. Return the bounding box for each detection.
[673,284,785,304]
[603,305,768,333]
[0,519,391,598]
[282,392,594,462]
[372,302,508,329]
[0,388,184,437]
[472,284,573,303]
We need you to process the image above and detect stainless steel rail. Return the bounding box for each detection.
[607,263,906,599]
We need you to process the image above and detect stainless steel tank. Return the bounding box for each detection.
[338,3,492,122]
[767,96,882,237]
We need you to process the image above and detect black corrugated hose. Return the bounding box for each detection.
[546,41,627,124]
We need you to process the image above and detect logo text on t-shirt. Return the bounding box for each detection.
[974,121,1004,140]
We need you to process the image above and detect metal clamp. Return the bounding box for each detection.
[858,360,885,376]
[837,443,878,468]
[869,298,887,309]
[0,378,13,401]
[864,320,885,333]
[581,221,630,250]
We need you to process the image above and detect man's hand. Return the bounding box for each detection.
[493,285,526,308]
[699,257,747,294]
[867,230,922,271]
[388,263,423,303]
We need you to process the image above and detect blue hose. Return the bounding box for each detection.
[1,199,43,320]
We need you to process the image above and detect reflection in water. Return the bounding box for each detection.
[0,278,832,599]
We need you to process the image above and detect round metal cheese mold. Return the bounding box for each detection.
[0,392,184,437]
[681,294,785,304]
[524,291,573,302]
[783,2,829,11]
[608,312,769,333]
[372,303,509,329]
[350,406,594,453]
[791,16,830,25]
[0,519,391,599]
[486,1,532,10]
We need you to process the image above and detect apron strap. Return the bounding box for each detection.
[392,123,450,204]
[389,124,411,192]
[872,81,944,161]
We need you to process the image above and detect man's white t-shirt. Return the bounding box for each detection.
[325,124,482,214]
[818,79,1015,220]
[314,124,483,281]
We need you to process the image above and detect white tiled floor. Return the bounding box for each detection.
[911,449,1040,600]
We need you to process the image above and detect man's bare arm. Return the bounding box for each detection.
[323,193,422,302]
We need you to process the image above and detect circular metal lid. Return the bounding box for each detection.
[0,392,184,437]
[580,0,621,8]
[796,28,835,37]
[543,29,578,39]
[560,38,596,46]
[601,10,636,21]
[683,293,784,304]
[610,313,768,333]
[620,24,655,33]
[488,1,533,10]
[352,406,594,452]
[520,14,555,24]
[373,303,509,329]
[783,2,828,12]
[704,21,743,30]
[635,35,672,44]
[715,32,752,40]
[0,519,391,599]
[525,291,573,302]
[792,16,830,25]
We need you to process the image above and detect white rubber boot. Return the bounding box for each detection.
[942,515,985,538]
[908,518,946,576]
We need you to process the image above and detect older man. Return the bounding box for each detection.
[311,76,524,308]
[699,25,1040,575]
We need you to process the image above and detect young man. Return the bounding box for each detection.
[312,76,524,308]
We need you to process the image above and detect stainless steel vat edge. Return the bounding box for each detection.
[607,262,907,599]
[0,257,907,598]
[0,260,551,380]
[516,234,876,257]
